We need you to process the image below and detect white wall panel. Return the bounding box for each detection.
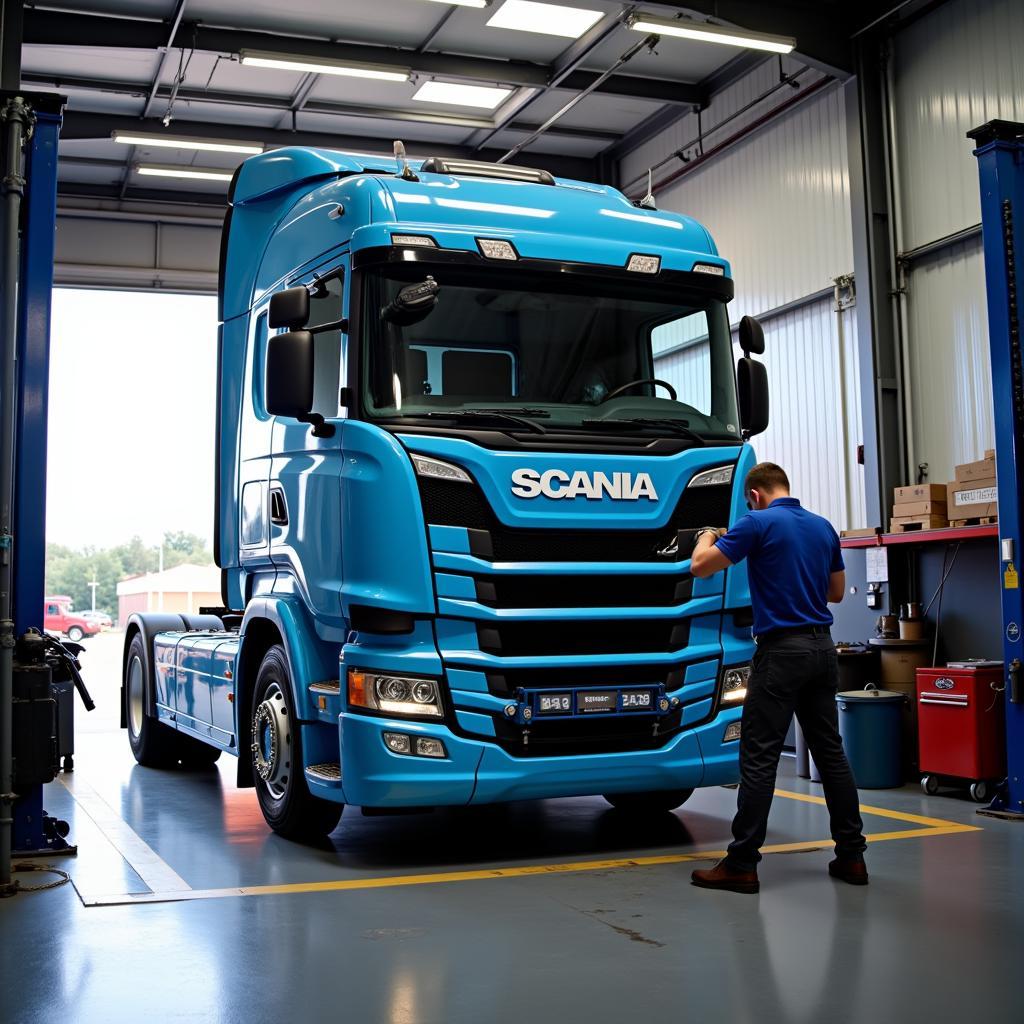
[894,0,1024,250]
[905,237,993,483]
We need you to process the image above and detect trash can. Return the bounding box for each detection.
[836,688,906,789]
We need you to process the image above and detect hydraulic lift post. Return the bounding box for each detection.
[970,120,1024,817]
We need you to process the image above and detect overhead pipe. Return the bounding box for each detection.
[498,32,659,164]
[834,274,857,530]
[0,94,31,897]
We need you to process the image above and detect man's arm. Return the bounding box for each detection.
[690,529,734,578]
[827,570,846,604]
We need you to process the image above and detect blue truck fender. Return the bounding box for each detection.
[234,596,341,787]
[120,612,224,728]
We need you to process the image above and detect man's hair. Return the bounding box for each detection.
[745,462,790,498]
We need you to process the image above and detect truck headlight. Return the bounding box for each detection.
[720,665,750,704]
[348,669,443,718]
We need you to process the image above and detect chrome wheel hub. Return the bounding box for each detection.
[252,682,291,800]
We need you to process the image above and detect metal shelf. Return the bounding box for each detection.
[841,524,998,549]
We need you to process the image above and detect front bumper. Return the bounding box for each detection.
[338,707,740,808]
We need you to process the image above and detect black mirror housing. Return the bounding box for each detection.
[266,330,314,418]
[381,276,439,326]
[738,315,765,355]
[737,356,769,438]
[269,286,310,330]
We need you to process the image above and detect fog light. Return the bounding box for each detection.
[724,722,742,742]
[721,665,751,703]
[415,737,447,758]
[383,732,412,754]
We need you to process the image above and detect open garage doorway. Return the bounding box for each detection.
[44,289,218,701]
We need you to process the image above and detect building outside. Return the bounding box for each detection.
[116,563,221,626]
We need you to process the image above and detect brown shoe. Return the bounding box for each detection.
[691,858,760,894]
[829,858,869,886]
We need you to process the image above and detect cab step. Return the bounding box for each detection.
[309,680,340,694]
[305,762,342,787]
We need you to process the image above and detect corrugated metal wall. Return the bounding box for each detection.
[893,0,1023,482]
[619,77,863,529]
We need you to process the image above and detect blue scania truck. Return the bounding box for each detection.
[121,147,770,839]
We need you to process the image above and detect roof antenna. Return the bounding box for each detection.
[634,168,656,210]
[394,140,419,182]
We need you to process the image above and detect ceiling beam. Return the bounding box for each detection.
[23,71,620,142]
[23,8,706,105]
[58,110,602,181]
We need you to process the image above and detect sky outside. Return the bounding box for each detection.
[47,288,217,550]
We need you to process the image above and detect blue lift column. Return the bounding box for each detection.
[970,120,1024,817]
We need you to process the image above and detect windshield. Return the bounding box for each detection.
[361,261,740,441]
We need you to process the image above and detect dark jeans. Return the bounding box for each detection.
[726,632,866,871]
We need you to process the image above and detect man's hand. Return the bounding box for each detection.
[690,527,733,579]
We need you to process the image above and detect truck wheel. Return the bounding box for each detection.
[603,789,694,813]
[125,632,178,767]
[67,626,84,642]
[251,645,343,840]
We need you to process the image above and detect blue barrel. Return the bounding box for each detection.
[836,688,905,788]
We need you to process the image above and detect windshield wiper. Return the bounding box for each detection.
[415,409,548,434]
[580,417,706,445]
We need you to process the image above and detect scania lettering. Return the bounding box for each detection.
[120,146,770,838]
[510,468,659,501]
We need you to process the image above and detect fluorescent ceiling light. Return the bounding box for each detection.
[136,164,235,183]
[417,0,488,7]
[113,131,262,155]
[487,0,602,39]
[240,50,410,81]
[413,81,512,109]
[629,14,795,54]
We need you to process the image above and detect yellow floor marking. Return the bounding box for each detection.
[74,788,979,907]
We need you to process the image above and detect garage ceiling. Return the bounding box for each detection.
[18,1,896,208]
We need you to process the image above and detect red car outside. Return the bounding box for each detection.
[44,596,101,642]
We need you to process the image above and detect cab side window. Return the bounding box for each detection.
[306,273,345,418]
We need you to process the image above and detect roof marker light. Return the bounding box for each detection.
[692,262,725,276]
[391,234,438,247]
[477,238,518,261]
[626,254,661,274]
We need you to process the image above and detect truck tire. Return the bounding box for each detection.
[603,789,694,814]
[67,626,84,642]
[251,645,343,840]
[125,633,223,769]
[125,632,179,767]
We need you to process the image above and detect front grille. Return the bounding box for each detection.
[486,664,686,697]
[475,573,692,609]
[419,476,731,563]
[490,711,684,757]
[477,618,690,657]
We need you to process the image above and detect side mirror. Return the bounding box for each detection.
[738,315,765,355]
[269,286,310,330]
[381,276,439,326]
[266,330,334,437]
[737,356,769,439]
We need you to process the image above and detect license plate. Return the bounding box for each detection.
[537,693,572,715]
[621,689,653,710]
[576,690,617,714]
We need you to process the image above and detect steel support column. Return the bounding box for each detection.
[846,40,907,529]
[969,120,1024,817]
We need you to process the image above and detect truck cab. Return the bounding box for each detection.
[122,149,769,839]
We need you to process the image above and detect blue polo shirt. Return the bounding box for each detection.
[714,497,844,637]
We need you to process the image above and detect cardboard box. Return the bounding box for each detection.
[890,514,948,531]
[894,484,947,503]
[840,528,879,539]
[984,449,995,460]
[891,500,946,517]
[947,478,998,520]
[955,457,996,483]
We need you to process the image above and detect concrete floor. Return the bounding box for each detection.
[2,631,1022,1024]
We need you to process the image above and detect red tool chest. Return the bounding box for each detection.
[916,665,1006,784]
